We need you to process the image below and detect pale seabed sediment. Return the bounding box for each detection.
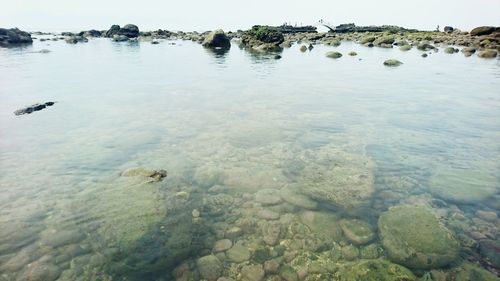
[0,36,499,281]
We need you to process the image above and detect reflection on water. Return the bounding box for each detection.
[0,37,499,281]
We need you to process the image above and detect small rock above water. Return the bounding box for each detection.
[202,30,231,49]
[383,59,403,67]
[14,102,56,116]
[0,28,33,47]
[326,51,343,59]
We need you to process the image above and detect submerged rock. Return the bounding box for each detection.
[378,205,460,269]
[383,59,403,67]
[335,259,416,281]
[255,189,282,205]
[279,189,317,210]
[241,264,265,281]
[0,28,33,47]
[298,151,374,213]
[196,255,222,281]
[339,219,375,245]
[226,244,251,263]
[326,51,342,59]
[429,168,497,204]
[202,30,231,49]
[121,167,167,182]
[300,211,343,242]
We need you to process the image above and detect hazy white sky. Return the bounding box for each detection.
[3,0,500,32]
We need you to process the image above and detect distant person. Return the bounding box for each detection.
[436,25,440,32]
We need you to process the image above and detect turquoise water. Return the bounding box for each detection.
[0,37,499,280]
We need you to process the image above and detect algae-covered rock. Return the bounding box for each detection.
[478,49,498,58]
[378,205,460,269]
[452,262,498,281]
[339,219,375,245]
[428,168,498,204]
[202,29,231,49]
[383,59,403,67]
[326,51,343,59]
[444,47,457,54]
[399,45,412,51]
[255,189,282,205]
[335,259,416,281]
[121,167,167,182]
[196,255,222,281]
[299,152,374,213]
[300,211,343,242]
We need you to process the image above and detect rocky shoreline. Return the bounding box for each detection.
[1,24,498,59]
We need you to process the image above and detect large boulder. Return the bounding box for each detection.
[0,28,33,47]
[117,24,139,38]
[428,168,497,204]
[378,205,460,269]
[105,25,121,38]
[202,29,231,49]
[470,26,497,36]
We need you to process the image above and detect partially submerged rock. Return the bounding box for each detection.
[202,29,231,49]
[477,49,498,58]
[0,28,33,47]
[383,59,403,67]
[105,25,121,38]
[378,205,460,269]
[14,102,56,116]
[121,167,167,182]
[117,24,139,38]
[326,51,342,59]
[241,25,284,51]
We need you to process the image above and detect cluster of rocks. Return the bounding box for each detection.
[240,25,285,52]
[0,28,33,47]
[14,102,56,116]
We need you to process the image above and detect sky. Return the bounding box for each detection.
[2,0,500,32]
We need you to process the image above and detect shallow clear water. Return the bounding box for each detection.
[0,37,499,280]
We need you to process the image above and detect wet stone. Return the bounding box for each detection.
[341,244,359,261]
[378,205,460,269]
[213,239,232,253]
[264,259,281,274]
[196,255,222,281]
[241,264,265,281]
[226,244,251,263]
[255,189,283,205]
[475,210,497,222]
[257,209,280,220]
[339,219,375,245]
[280,265,299,281]
[262,221,281,246]
[40,229,86,248]
[279,189,317,210]
[225,227,243,239]
[17,261,61,281]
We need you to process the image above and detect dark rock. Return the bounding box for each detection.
[0,28,33,47]
[14,102,56,116]
[444,26,454,33]
[105,25,121,38]
[241,25,284,51]
[470,26,498,36]
[117,24,139,38]
[84,30,101,37]
[331,23,418,33]
[202,30,231,49]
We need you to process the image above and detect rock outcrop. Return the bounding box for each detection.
[0,28,33,47]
